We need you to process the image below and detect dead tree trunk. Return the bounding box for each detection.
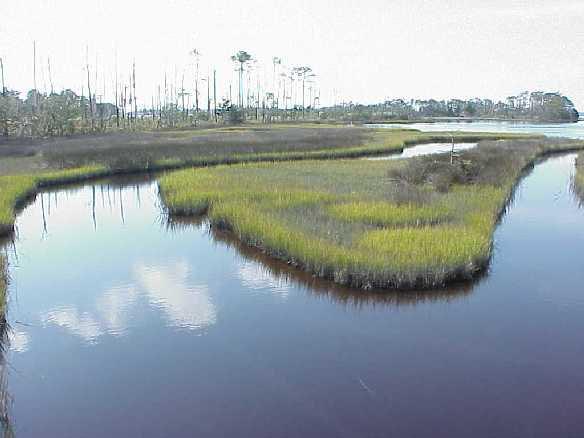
[213,69,217,123]
[132,61,137,125]
[86,52,94,131]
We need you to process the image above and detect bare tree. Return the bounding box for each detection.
[191,49,201,113]
[86,46,94,130]
[114,53,120,128]
[213,69,217,123]
[0,58,5,97]
[47,57,54,94]
[132,60,137,123]
[292,66,313,118]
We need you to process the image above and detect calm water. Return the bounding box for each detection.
[370,120,584,139]
[365,142,477,160]
[2,155,584,436]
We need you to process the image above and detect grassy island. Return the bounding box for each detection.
[160,137,584,290]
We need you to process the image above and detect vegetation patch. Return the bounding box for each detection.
[160,138,584,290]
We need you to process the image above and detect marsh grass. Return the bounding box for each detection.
[1,124,535,173]
[160,137,584,289]
[328,201,453,227]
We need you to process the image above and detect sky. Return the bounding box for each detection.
[1,0,583,109]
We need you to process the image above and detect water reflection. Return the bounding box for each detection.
[570,175,584,209]
[0,313,14,437]
[96,284,138,337]
[43,306,104,343]
[135,261,216,330]
[370,120,584,139]
[8,178,217,349]
[366,142,477,160]
[166,214,477,307]
[37,260,217,342]
[1,155,584,437]
[237,261,291,299]
[210,228,476,308]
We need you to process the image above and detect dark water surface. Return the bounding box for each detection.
[3,154,584,437]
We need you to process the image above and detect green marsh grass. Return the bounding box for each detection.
[160,137,584,289]
[328,201,453,227]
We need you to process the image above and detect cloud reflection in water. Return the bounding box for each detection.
[39,260,216,344]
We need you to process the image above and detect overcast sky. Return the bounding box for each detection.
[1,0,583,108]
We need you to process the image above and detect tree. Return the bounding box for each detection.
[272,57,281,105]
[230,50,252,109]
[292,66,312,118]
[191,49,202,113]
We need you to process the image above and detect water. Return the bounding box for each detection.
[365,142,477,160]
[2,156,584,436]
[369,120,584,139]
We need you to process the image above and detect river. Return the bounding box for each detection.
[2,126,584,436]
[369,120,584,139]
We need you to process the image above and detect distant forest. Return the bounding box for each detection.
[0,85,579,139]
[323,91,580,124]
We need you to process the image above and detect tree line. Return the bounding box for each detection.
[322,91,580,123]
[0,46,322,138]
[1,43,580,138]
